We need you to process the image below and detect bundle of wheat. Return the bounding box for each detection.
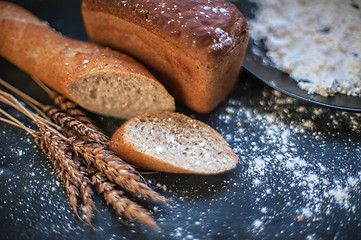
[0,78,165,230]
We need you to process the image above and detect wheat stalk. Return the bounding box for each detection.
[0,78,108,144]
[36,123,97,225]
[0,87,164,202]
[0,108,96,225]
[0,107,162,229]
[31,76,94,124]
[0,84,167,229]
[64,131,167,204]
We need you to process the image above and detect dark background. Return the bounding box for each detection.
[1,1,360,239]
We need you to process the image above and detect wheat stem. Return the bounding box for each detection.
[31,77,93,124]
[30,76,53,96]
[0,82,107,144]
[0,78,41,106]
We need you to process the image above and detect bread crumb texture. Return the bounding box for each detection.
[249,0,361,97]
[111,112,238,174]
[68,73,175,119]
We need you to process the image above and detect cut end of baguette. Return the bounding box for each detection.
[68,72,175,119]
[110,112,238,175]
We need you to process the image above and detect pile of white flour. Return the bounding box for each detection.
[249,0,361,97]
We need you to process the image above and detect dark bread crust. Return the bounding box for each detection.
[82,0,249,113]
[82,0,248,61]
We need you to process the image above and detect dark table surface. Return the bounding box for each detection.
[1,1,360,240]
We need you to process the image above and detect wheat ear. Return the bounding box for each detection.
[43,106,108,144]
[86,167,160,230]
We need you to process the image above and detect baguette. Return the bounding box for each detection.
[0,1,175,119]
[81,0,249,114]
[109,112,238,175]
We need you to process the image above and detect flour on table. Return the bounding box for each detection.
[219,88,361,236]
[249,0,361,97]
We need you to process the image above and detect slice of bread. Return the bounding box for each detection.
[109,112,238,175]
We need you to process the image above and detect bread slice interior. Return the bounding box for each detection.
[68,73,175,119]
[110,112,238,174]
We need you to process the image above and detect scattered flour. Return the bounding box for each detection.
[252,219,264,230]
[260,207,268,214]
[249,0,361,97]
[222,88,361,236]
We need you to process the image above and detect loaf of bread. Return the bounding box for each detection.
[82,0,249,113]
[109,112,238,175]
[0,1,175,119]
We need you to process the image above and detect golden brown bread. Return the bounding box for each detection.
[0,1,175,119]
[81,0,249,114]
[109,112,238,175]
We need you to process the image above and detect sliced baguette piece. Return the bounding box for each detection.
[109,112,238,175]
[0,1,175,119]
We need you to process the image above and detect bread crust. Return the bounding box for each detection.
[82,0,249,113]
[0,1,175,119]
[109,112,238,175]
